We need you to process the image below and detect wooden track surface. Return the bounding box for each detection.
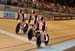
[0,19,75,51]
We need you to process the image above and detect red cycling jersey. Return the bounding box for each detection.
[36,17,47,31]
[30,13,37,19]
[17,11,24,22]
[37,20,44,31]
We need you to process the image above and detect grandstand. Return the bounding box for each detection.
[0,0,75,20]
[0,0,75,14]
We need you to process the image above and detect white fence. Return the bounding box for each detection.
[0,11,29,19]
[0,11,4,17]
[0,11,42,20]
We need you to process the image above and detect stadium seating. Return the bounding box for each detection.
[0,0,75,15]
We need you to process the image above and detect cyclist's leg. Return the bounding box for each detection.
[17,20,23,32]
[21,21,25,30]
[40,30,44,42]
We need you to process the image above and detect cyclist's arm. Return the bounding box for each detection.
[16,13,19,20]
[28,15,31,23]
[22,13,24,21]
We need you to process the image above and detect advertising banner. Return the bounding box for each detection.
[3,11,16,18]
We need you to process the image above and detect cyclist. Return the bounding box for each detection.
[36,17,48,41]
[28,10,38,25]
[16,9,25,32]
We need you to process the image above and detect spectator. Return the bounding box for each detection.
[0,0,7,4]
[7,0,12,5]
[12,0,18,6]
[32,0,37,9]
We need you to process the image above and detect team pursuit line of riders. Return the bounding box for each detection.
[16,9,49,48]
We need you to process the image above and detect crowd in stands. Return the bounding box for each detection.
[0,0,75,14]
